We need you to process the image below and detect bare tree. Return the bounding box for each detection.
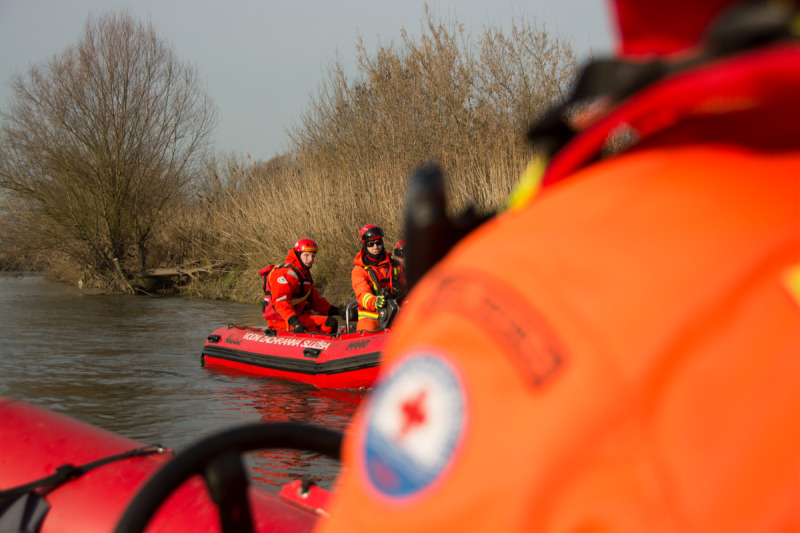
[0,11,217,287]
[290,8,578,187]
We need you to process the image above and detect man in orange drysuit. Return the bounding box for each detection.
[351,225,404,331]
[318,1,800,532]
[264,238,342,334]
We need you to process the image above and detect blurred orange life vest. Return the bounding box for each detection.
[318,39,800,533]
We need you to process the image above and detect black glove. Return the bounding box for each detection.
[327,305,341,317]
[288,315,307,333]
[324,316,339,334]
[375,294,386,309]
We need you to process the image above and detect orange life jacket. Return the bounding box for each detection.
[318,43,800,533]
[351,250,402,318]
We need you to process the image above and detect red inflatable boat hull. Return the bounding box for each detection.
[0,397,323,533]
[201,325,387,389]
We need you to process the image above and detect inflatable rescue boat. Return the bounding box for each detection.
[0,397,338,533]
[201,325,388,390]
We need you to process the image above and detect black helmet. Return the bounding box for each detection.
[359,224,384,243]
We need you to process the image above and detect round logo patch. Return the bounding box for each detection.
[276,276,288,284]
[361,351,466,499]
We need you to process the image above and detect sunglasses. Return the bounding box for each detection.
[394,249,405,258]
[366,240,383,248]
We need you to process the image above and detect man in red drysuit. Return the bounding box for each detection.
[263,238,342,334]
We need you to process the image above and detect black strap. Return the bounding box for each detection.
[0,491,51,533]
[389,259,403,298]
[364,266,382,292]
[0,444,168,499]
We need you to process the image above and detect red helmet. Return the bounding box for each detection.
[393,239,406,258]
[359,224,384,243]
[293,238,318,253]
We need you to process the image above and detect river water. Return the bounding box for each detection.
[0,273,367,490]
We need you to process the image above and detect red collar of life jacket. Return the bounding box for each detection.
[542,43,800,188]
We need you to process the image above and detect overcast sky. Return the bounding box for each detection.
[0,0,615,162]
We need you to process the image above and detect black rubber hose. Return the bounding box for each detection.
[115,422,343,533]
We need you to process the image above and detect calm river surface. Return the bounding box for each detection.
[0,273,367,490]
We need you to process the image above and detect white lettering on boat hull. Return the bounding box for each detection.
[242,332,330,350]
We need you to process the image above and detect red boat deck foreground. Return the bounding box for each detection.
[0,397,326,533]
[201,325,388,389]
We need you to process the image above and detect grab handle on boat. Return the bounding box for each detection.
[344,300,358,333]
[303,347,322,359]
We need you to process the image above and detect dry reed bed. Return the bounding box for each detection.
[190,12,578,304]
[1,9,579,304]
